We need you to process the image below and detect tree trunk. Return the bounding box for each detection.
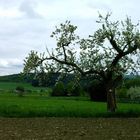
[106,87,117,112]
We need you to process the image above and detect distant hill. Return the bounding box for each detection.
[0,73,77,87]
[0,73,139,88]
[0,73,75,85]
[0,73,34,83]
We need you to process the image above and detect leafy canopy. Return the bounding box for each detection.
[24,13,140,81]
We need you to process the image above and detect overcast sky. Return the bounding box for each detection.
[0,0,139,75]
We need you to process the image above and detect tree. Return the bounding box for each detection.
[23,13,140,112]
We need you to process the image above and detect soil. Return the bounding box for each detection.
[0,118,140,140]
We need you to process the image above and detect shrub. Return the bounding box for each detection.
[66,81,83,96]
[116,87,128,98]
[15,86,25,97]
[65,82,74,96]
[127,87,140,100]
[124,77,140,89]
[26,89,32,93]
[31,79,39,87]
[51,81,66,96]
[87,80,107,102]
[16,86,25,92]
[39,89,50,96]
[73,85,84,96]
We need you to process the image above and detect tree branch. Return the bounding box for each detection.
[62,45,67,61]
[124,44,138,55]
[109,36,123,54]
[111,44,138,68]
[84,69,106,79]
[40,56,85,75]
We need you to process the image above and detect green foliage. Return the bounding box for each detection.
[71,85,83,96]
[16,86,25,92]
[116,87,128,98]
[127,87,140,99]
[51,81,66,96]
[124,77,140,88]
[23,14,140,83]
[31,79,39,87]
[66,81,74,95]
[88,80,107,102]
[15,86,25,97]
[66,81,84,96]
[23,13,140,92]
[23,51,40,74]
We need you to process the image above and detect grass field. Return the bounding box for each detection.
[0,82,140,117]
[0,92,140,117]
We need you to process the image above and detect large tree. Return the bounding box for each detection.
[24,14,140,112]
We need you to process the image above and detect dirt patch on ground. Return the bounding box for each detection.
[0,118,140,140]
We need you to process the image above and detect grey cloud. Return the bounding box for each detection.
[19,0,42,19]
[0,15,50,76]
[0,58,23,75]
[0,66,22,76]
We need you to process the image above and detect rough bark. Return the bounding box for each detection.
[106,87,117,112]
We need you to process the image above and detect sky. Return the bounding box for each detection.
[0,0,139,75]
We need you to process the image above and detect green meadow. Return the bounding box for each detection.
[0,82,139,117]
[0,93,140,117]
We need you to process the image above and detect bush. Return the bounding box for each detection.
[26,89,32,93]
[71,85,82,96]
[31,79,39,87]
[116,87,128,98]
[66,81,83,96]
[127,87,140,100]
[65,82,73,96]
[15,86,25,97]
[87,80,107,102]
[51,81,66,96]
[124,77,140,89]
